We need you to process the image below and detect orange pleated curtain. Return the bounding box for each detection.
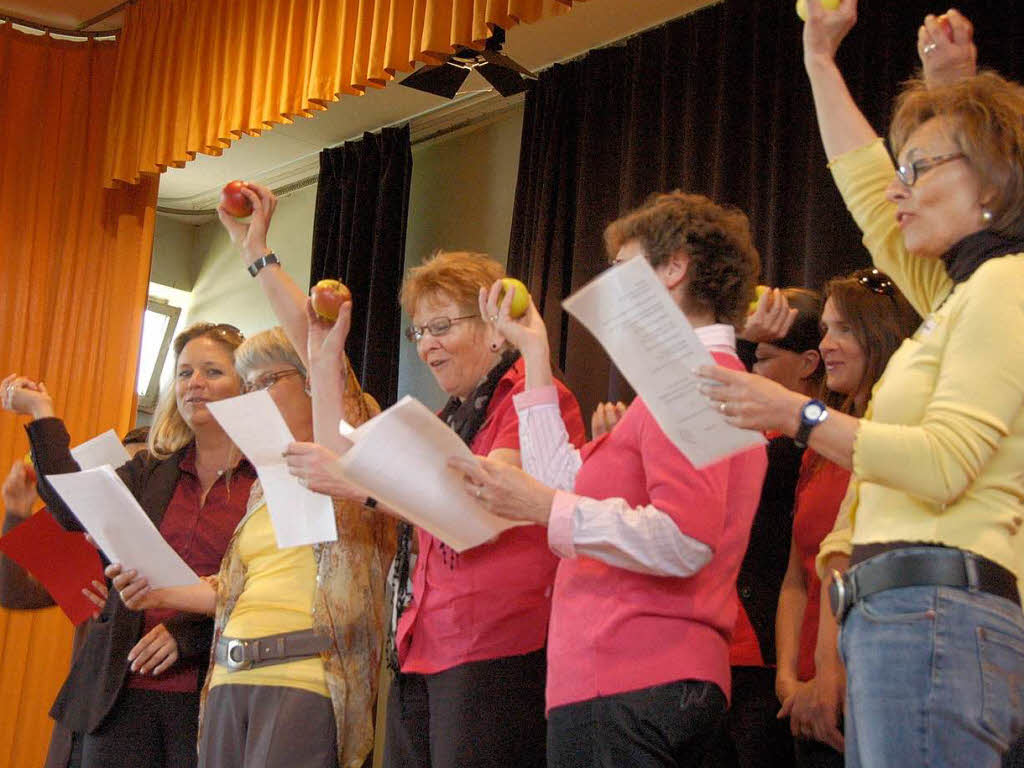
[103,0,578,186]
[0,25,158,768]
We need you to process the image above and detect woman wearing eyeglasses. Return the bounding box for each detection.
[701,4,1024,766]
[1,322,256,768]
[217,183,587,768]
[106,321,394,768]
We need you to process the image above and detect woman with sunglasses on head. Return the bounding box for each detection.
[701,4,1024,765]
[774,271,917,767]
[107,319,394,768]
[1,322,256,768]
[216,188,587,768]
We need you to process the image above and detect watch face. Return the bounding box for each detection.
[805,402,825,421]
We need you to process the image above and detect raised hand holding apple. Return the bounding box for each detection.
[219,180,253,218]
[801,0,857,62]
[310,280,352,322]
[216,181,278,266]
[2,460,38,519]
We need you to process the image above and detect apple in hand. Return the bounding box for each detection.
[220,180,253,218]
[311,279,353,322]
[796,0,840,22]
[748,285,770,314]
[497,278,531,319]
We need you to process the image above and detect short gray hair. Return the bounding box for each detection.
[234,327,306,382]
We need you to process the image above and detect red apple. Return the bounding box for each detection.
[311,279,352,322]
[220,180,253,218]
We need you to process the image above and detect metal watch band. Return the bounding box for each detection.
[247,252,279,277]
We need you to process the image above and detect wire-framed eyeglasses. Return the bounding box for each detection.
[404,315,477,343]
[246,368,303,392]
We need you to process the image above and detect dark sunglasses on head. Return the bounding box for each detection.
[856,269,895,296]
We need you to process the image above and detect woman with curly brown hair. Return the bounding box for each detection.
[449,190,768,767]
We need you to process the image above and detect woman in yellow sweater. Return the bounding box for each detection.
[700,3,1024,767]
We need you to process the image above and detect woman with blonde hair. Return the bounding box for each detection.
[109,318,395,768]
[2,321,255,768]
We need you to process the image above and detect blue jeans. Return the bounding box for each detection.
[840,585,1024,768]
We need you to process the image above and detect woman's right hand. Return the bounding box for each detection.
[591,402,627,439]
[305,298,352,374]
[802,0,857,64]
[217,181,278,265]
[283,441,363,501]
[1,460,38,519]
[1,374,55,420]
[740,288,797,343]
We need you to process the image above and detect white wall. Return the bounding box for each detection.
[184,184,316,335]
[398,105,524,412]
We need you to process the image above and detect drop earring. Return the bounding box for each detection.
[982,208,994,223]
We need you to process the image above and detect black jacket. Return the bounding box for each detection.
[27,417,211,734]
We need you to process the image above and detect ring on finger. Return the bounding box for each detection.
[922,41,938,54]
[488,315,499,323]
[719,401,728,415]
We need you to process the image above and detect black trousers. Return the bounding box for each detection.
[701,666,794,768]
[80,688,200,768]
[382,648,547,768]
[547,679,726,768]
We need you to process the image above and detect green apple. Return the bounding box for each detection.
[498,278,530,319]
[796,0,840,22]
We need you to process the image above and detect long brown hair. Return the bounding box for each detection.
[824,269,920,416]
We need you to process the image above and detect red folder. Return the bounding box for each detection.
[0,509,104,625]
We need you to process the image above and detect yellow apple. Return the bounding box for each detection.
[796,0,840,22]
[748,285,770,314]
[498,277,531,319]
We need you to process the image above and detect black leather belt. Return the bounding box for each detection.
[215,629,330,671]
[828,546,1020,623]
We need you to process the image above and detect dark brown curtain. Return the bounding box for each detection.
[311,125,413,406]
[508,0,1024,424]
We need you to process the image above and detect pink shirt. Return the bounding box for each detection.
[396,358,586,674]
[545,351,766,711]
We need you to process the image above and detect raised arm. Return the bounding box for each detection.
[218,183,311,368]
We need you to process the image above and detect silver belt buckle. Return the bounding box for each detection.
[828,568,850,622]
[225,639,253,671]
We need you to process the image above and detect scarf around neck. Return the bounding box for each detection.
[940,229,1024,284]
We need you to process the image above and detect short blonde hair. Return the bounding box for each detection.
[148,323,244,459]
[234,327,306,382]
[400,250,506,316]
[890,71,1024,237]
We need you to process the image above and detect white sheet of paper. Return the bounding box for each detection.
[338,396,527,552]
[562,256,765,468]
[206,391,337,548]
[46,466,199,588]
[70,429,132,471]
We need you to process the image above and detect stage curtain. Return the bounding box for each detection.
[507,0,1024,425]
[102,0,579,187]
[0,25,157,768]
[311,125,413,408]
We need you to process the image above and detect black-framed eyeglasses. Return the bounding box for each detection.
[246,368,302,392]
[404,315,477,343]
[895,152,965,187]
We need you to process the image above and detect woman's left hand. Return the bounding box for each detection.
[128,623,179,676]
[284,441,362,501]
[698,365,802,435]
[480,281,550,361]
[447,456,556,526]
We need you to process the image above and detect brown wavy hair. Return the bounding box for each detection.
[604,191,761,329]
[890,71,1024,238]
[824,269,920,416]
